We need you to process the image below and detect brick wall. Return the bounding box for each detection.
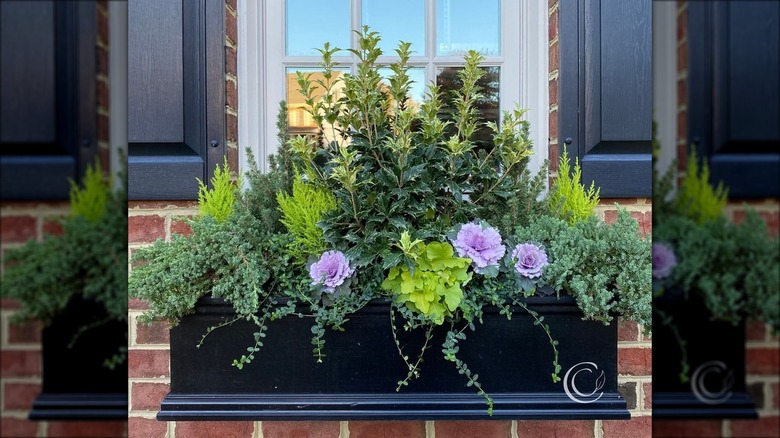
[652,2,780,437]
[0,2,128,437]
[125,1,652,437]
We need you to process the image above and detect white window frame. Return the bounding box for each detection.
[238,0,548,178]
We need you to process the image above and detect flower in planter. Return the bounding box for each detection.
[450,221,505,276]
[511,243,548,279]
[651,242,677,279]
[309,250,355,293]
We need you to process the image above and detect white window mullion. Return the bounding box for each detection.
[517,0,547,177]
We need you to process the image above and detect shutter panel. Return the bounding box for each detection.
[559,0,652,198]
[0,1,96,200]
[127,0,224,200]
[688,1,780,198]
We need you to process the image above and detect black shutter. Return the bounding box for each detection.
[0,1,97,200]
[127,0,224,200]
[688,2,779,199]
[559,0,652,198]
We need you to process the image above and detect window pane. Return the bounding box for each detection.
[437,66,500,148]
[286,67,349,145]
[378,67,427,109]
[436,0,500,56]
[362,0,425,56]
[286,0,350,56]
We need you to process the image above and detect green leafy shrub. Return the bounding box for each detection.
[277,174,337,262]
[197,156,239,222]
[69,160,110,222]
[673,149,727,225]
[548,148,600,225]
[513,210,652,329]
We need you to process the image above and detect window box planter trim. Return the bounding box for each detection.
[158,295,630,421]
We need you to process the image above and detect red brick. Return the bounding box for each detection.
[0,216,36,243]
[548,108,558,142]
[677,109,687,147]
[128,417,168,438]
[549,79,558,109]
[548,144,559,172]
[618,319,639,342]
[677,8,686,41]
[730,416,780,437]
[228,146,239,175]
[128,215,166,244]
[1,298,21,309]
[7,319,41,344]
[677,78,687,108]
[618,347,652,376]
[0,417,40,437]
[2,382,41,410]
[549,42,560,74]
[131,382,170,411]
[677,43,687,73]
[176,421,254,437]
[643,381,652,410]
[603,416,651,438]
[97,6,109,43]
[47,420,126,437]
[129,298,150,311]
[226,0,237,11]
[746,321,766,341]
[746,347,779,375]
[0,350,40,377]
[653,419,722,437]
[98,112,110,144]
[98,77,110,109]
[128,349,169,378]
[225,10,237,45]
[262,421,340,438]
[227,112,238,143]
[42,218,65,236]
[349,421,426,438]
[435,420,511,438]
[549,9,558,42]
[516,420,594,438]
[136,319,170,345]
[226,47,238,80]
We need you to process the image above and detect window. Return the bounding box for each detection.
[238,0,548,179]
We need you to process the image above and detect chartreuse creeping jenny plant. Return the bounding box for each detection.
[128,27,651,413]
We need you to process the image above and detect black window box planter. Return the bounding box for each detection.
[28,296,128,420]
[652,290,758,419]
[157,295,629,421]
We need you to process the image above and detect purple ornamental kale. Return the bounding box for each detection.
[452,222,506,274]
[652,242,677,279]
[511,243,548,279]
[309,250,354,292]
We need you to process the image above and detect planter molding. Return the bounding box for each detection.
[158,295,630,420]
[652,291,758,419]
